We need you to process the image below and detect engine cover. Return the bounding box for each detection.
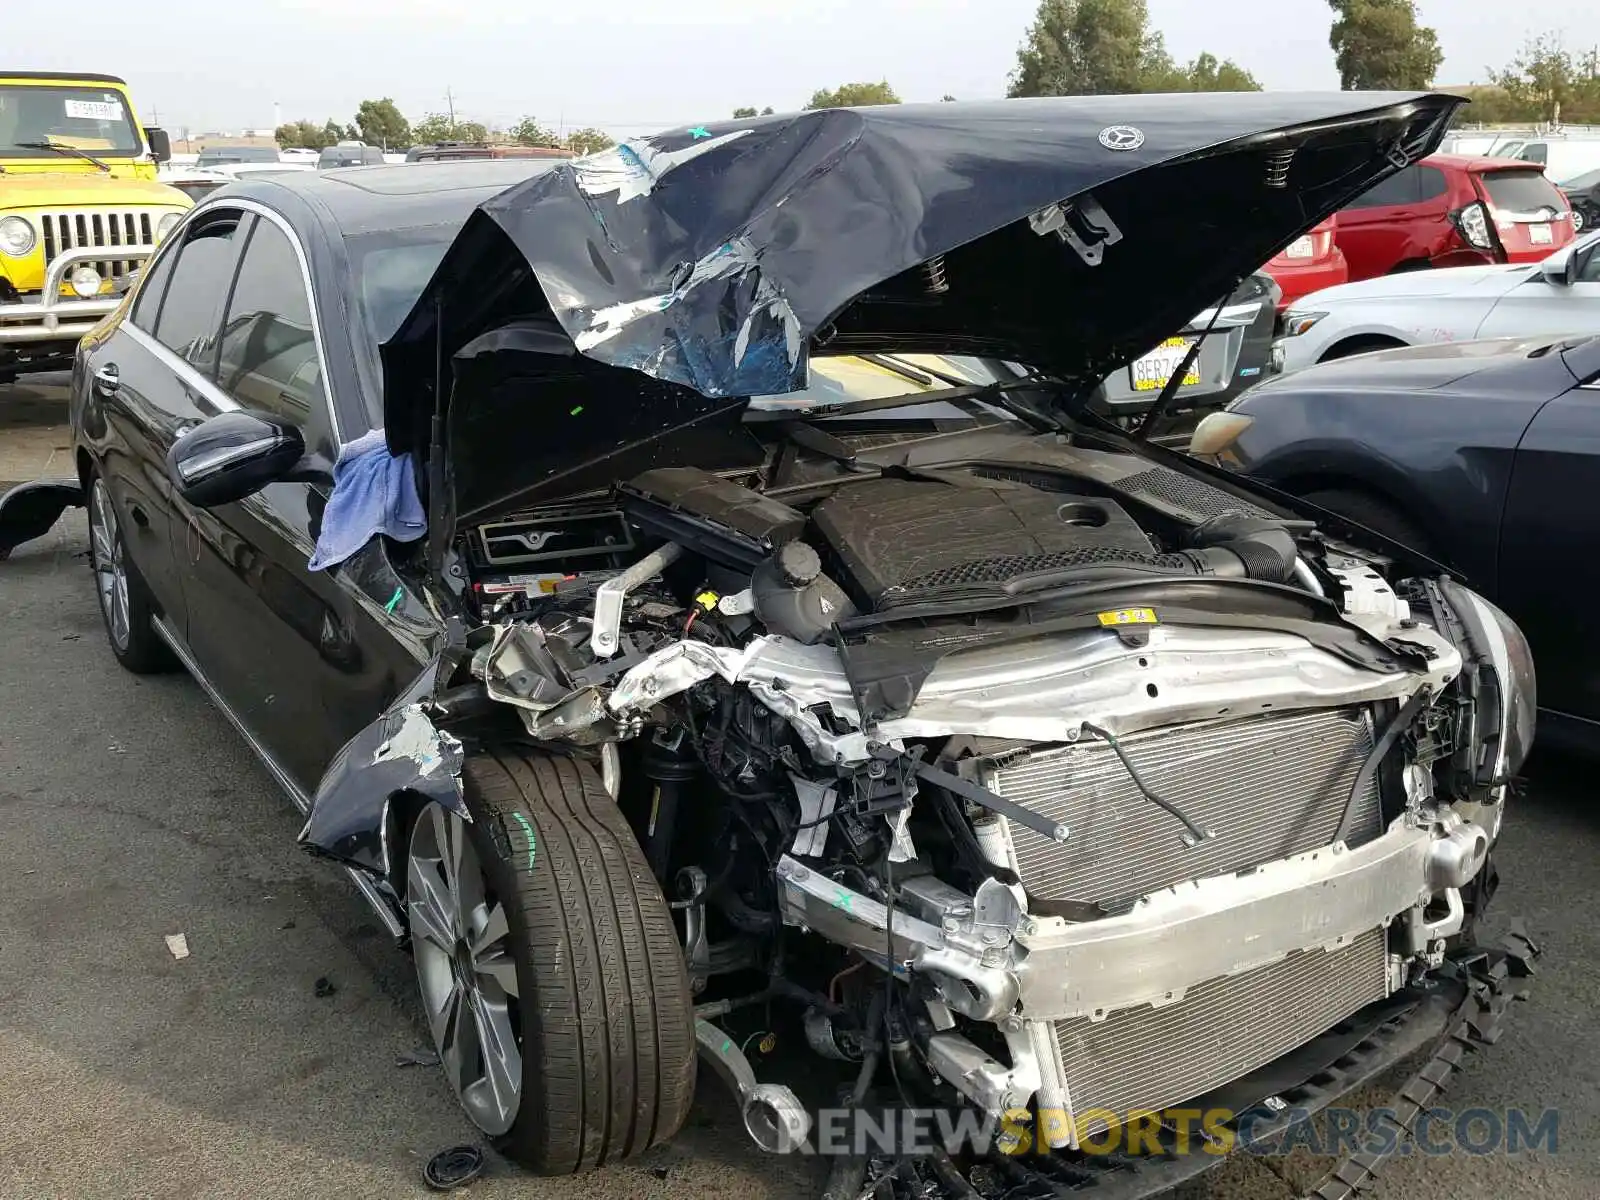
[810,479,1157,608]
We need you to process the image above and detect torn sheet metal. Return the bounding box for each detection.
[299,664,466,883]
[573,129,754,206]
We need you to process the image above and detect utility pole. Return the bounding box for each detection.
[446,87,457,136]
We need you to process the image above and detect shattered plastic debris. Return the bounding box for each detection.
[164,933,190,960]
[396,1046,442,1068]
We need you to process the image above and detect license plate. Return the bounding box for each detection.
[1529,223,1553,245]
[1283,235,1315,259]
[1129,338,1201,392]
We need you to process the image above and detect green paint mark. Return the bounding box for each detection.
[689,126,711,139]
[722,1038,733,1055]
[569,405,584,416]
[510,811,537,871]
[384,586,404,613]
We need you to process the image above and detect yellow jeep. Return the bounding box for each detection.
[1,72,191,381]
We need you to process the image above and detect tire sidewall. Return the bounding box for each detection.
[451,781,551,1155]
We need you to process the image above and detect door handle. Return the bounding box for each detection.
[94,363,121,397]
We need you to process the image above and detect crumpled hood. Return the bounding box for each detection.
[380,92,1461,525]
[0,170,190,208]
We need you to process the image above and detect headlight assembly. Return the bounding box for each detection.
[156,212,183,243]
[1280,311,1326,337]
[1442,582,1537,785]
[0,215,37,257]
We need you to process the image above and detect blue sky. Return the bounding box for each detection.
[9,0,1581,135]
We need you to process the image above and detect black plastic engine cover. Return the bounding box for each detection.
[811,479,1157,608]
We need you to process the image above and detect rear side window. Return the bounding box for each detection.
[215,218,323,423]
[1418,166,1448,201]
[1481,170,1564,213]
[1346,165,1422,209]
[149,215,246,374]
[1516,143,1549,165]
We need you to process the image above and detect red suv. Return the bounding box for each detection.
[1335,153,1575,280]
[1263,214,1346,309]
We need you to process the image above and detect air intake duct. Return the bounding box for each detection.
[1172,513,1299,584]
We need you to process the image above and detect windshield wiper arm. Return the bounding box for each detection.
[15,140,111,171]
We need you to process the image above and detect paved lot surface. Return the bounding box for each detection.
[1,380,1596,1198]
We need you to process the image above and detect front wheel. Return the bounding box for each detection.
[405,751,696,1174]
[86,472,173,673]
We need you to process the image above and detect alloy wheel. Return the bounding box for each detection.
[88,478,130,651]
[407,803,524,1136]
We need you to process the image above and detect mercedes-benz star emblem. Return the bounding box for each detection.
[1098,125,1146,152]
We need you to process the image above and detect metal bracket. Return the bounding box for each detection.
[590,542,683,658]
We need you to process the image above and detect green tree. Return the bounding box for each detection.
[1487,33,1600,123]
[805,81,901,109]
[354,97,410,150]
[1183,51,1263,91]
[564,128,616,156]
[509,115,561,147]
[941,94,958,102]
[761,106,775,115]
[413,113,488,145]
[274,119,330,149]
[732,106,759,118]
[1327,0,1443,90]
[1008,0,1179,96]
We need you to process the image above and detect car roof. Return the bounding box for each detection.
[212,160,565,237]
[1427,152,1547,173]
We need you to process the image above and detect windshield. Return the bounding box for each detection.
[346,227,1030,422]
[1560,168,1600,191]
[750,354,1023,421]
[0,83,142,157]
[347,226,458,353]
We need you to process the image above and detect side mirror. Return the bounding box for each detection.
[146,127,172,164]
[1540,248,1576,288]
[167,410,305,508]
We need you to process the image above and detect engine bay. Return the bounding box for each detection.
[409,427,1498,1163]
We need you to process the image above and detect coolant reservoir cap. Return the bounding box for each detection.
[776,540,822,587]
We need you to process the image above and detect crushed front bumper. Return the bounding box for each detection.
[0,245,149,349]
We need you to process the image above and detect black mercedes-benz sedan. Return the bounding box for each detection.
[0,97,1538,1197]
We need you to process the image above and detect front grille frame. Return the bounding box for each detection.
[41,209,158,282]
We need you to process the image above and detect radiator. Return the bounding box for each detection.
[981,706,1381,905]
[1054,927,1390,1122]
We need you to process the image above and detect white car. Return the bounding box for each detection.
[1279,229,1600,371]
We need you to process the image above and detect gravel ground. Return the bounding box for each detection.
[0,384,1594,1198]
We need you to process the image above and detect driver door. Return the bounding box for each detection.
[178,211,419,795]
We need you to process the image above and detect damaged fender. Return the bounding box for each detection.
[298,661,467,888]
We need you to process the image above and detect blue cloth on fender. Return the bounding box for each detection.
[307,428,426,572]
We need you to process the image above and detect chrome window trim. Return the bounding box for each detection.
[122,320,241,415]
[138,196,347,446]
